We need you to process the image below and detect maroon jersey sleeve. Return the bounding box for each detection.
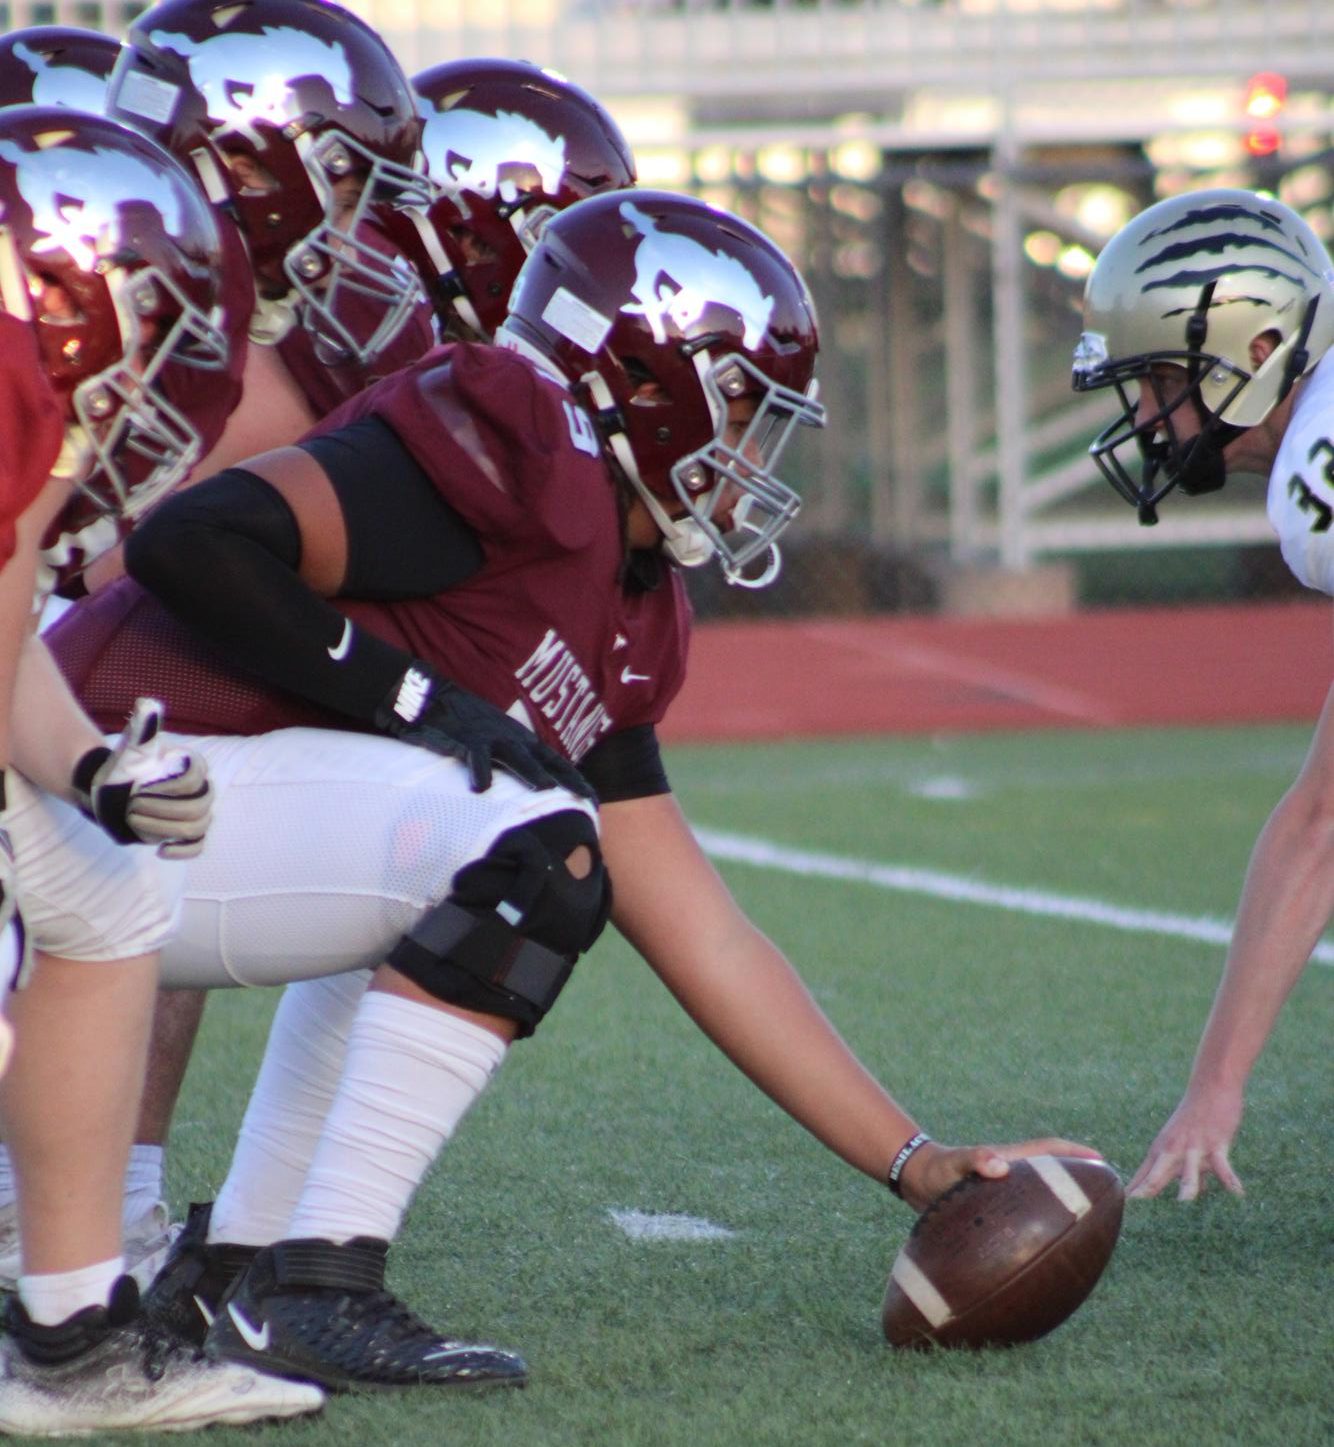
[307,342,604,555]
[0,316,62,565]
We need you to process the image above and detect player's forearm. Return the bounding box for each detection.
[11,632,105,800]
[659,926,920,1182]
[1188,784,1334,1094]
[602,792,919,1181]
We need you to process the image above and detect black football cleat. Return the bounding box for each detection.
[203,1236,528,1393]
[142,1201,260,1347]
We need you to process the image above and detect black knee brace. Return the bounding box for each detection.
[387,810,610,1036]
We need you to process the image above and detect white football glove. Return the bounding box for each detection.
[72,699,213,860]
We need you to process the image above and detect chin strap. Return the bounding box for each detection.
[576,369,783,585]
[579,369,715,570]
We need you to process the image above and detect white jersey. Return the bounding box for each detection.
[1267,347,1334,594]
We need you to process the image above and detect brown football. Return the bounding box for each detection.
[881,1155,1124,1349]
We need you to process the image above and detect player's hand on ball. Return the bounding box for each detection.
[898,1137,1107,1213]
[73,699,213,860]
[1127,1086,1245,1201]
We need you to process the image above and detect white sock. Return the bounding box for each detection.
[0,1146,13,1215]
[210,971,369,1247]
[287,992,505,1245]
[122,1145,164,1225]
[20,1257,125,1326]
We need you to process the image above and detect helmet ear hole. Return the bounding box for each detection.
[622,356,668,405]
[1249,327,1282,371]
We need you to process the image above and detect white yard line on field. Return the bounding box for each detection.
[694,827,1334,967]
[608,1209,736,1241]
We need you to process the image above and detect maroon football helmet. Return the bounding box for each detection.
[387,58,636,342]
[500,189,824,587]
[0,106,226,574]
[106,0,431,364]
[0,26,120,111]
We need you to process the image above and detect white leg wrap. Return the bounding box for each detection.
[285,992,505,1245]
[209,970,370,1247]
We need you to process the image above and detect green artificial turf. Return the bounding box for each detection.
[139,725,1331,1447]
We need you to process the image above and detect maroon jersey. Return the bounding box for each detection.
[0,316,62,564]
[49,342,692,759]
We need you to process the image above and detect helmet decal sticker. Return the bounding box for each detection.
[147,26,356,143]
[619,200,774,348]
[0,135,190,270]
[1136,204,1321,293]
[424,107,567,205]
[10,41,110,111]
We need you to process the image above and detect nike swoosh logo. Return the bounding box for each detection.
[193,1294,215,1329]
[227,1302,271,1352]
[327,619,353,661]
[620,667,651,684]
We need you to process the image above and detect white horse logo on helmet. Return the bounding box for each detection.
[0,136,189,271]
[424,107,566,210]
[11,41,111,112]
[147,26,356,146]
[620,200,774,348]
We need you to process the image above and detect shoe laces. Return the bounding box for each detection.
[306,1288,454,1358]
[136,1319,210,1383]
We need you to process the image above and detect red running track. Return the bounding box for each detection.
[659,600,1333,743]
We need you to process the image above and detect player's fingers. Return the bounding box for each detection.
[1208,1148,1245,1196]
[1176,1148,1203,1202]
[1127,1151,1175,1198]
[494,744,555,792]
[467,748,494,794]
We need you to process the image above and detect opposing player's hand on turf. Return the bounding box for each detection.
[72,698,213,860]
[1127,1086,1245,1201]
[897,1137,1107,1214]
[379,663,595,801]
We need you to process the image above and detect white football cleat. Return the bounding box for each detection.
[0,1275,324,1435]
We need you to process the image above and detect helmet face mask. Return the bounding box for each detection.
[1074,188,1334,523]
[71,262,227,520]
[667,351,814,586]
[280,126,435,365]
[499,189,824,587]
[107,0,431,365]
[1076,331,1252,521]
[0,105,226,537]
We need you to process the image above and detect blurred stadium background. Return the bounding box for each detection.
[7,0,1333,624]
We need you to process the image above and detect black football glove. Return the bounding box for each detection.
[375,662,595,802]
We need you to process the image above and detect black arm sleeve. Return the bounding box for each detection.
[124,465,427,724]
[578,724,671,803]
[299,416,483,598]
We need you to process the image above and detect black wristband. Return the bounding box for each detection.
[887,1132,932,1198]
[72,746,113,803]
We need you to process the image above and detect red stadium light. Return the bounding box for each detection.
[1243,72,1287,156]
